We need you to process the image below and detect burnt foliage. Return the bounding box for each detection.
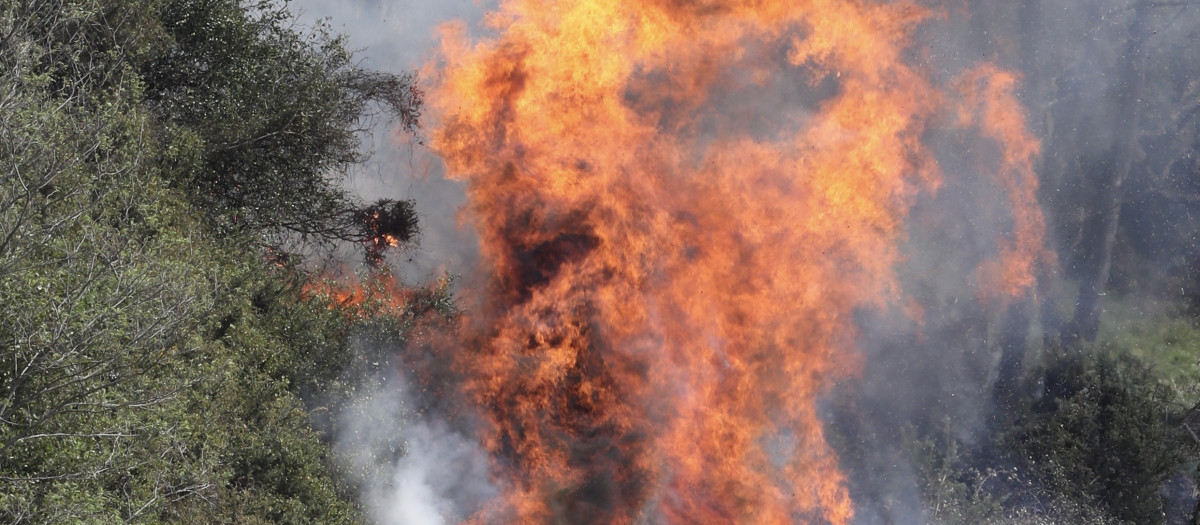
[355,198,420,266]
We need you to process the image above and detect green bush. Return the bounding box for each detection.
[1004,345,1188,523]
[0,0,438,521]
[910,341,1192,524]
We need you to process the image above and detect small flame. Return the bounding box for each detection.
[303,270,412,316]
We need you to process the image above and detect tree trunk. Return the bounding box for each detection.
[993,300,1032,412]
[1062,1,1150,344]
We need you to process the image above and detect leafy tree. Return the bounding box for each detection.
[904,344,1188,523]
[1006,346,1188,523]
[142,0,422,250]
[0,0,440,522]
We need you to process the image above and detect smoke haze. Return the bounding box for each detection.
[334,369,497,525]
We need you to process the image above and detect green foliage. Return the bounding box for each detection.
[1099,300,1200,400]
[909,422,1006,524]
[0,0,439,522]
[909,339,1193,525]
[289,270,457,437]
[5,0,424,253]
[0,77,361,521]
[2,10,209,518]
[143,0,422,246]
[1004,345,1188,524]
[909,420,1127,525]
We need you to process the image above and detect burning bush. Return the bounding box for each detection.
[355,198,420,266]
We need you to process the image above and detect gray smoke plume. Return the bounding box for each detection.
[286,2,496,521]
[334,369,497,525]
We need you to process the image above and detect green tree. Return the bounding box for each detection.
[0,0,440,521]
[143,0,422,251]
[1003,346,1187,523]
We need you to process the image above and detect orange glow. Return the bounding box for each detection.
[303,270,413,316]
[957,65,1053,301]
[426,1,1045,523]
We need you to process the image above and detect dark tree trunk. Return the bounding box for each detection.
[993,299,1033,412]
[1062,1,1150,344]
[991,1,1053,406]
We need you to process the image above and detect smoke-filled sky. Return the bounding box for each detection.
[288,0,491,281]
[289,0,488,70]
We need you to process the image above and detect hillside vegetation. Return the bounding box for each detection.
[0,0,440,521]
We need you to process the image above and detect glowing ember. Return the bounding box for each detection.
[357,199,420,266]
[424,1,1046,522]
[304,270,412,316]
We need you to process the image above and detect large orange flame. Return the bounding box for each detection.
[425,1,1045,523]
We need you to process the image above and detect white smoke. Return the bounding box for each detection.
[335,371,496,525]
[379,419,496,525]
